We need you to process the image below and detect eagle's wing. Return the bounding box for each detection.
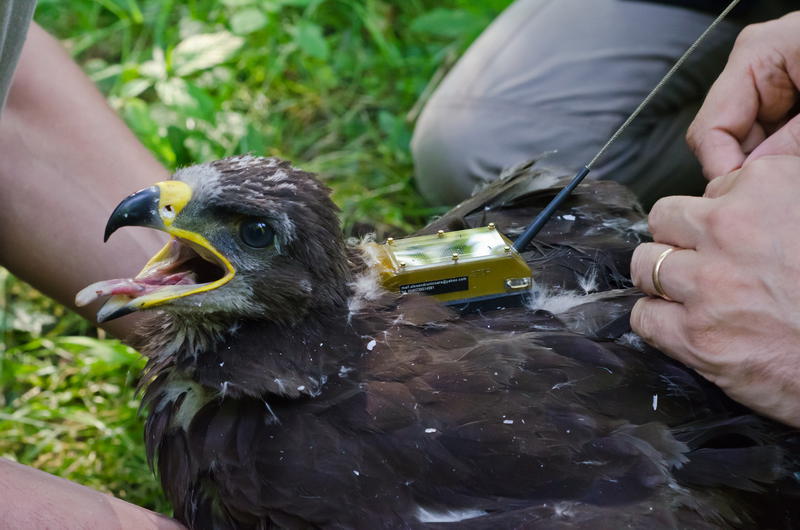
[149,299,796,529]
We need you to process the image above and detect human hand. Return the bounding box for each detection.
[630,156,800,428]
[686,12,800,180]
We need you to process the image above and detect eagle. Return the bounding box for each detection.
[77,155,799,529]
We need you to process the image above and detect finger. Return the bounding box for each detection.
[631,297,705,371]
[687,69,758,178]
[745,113,800,161]
[740,121,767,155]
[687,31,798,179]
[647,196,711,249]
[686,126,746,180]
[630,243,700,303]
[703,168,744,198]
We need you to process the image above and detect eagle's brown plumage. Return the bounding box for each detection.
[91,156,798,529]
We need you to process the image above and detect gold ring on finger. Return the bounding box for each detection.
[652,247,678,302]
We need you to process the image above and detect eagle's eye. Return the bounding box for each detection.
[240,219,275,248]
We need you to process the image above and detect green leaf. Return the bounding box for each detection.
[171,31,244,76]
[55,337,138,371]
[139,47,167,81]
[230,7,268,35]
[378,111,411,156]
[294,21,329,60]
[7,302,56,336]
[86,61,123,83]
[410,8,484,39]
[122,98,158,137]
[167,125,190,166]
[155,78,216,122]
[121,98,176,166]
[185,135,220,162]
[119,78,152,98]
[238,122,269,156]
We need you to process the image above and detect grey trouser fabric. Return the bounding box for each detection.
[0,0,36,116]
[411,0,743,208]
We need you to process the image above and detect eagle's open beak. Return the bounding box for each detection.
[76,181,236,323]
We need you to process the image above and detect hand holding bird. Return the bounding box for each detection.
[633,11,800,429]
[632,155,800,429]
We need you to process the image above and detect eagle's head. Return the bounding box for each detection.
[77,156,351,327]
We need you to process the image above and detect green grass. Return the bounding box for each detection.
[1,0,512,514]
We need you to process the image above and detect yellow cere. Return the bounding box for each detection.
[155,180,193,226]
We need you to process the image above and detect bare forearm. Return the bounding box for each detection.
[0,24,183,529]
[0,23,167,339]
[0,459,184,530]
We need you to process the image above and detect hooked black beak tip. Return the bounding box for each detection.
[96,302,137,323]
[104,186,162,242]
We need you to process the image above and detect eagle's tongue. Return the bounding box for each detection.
[75,272,195,307]
[75,279,145,307]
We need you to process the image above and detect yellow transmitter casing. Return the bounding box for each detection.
[369,224,533,311]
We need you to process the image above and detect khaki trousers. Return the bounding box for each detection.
[412,0,747,208]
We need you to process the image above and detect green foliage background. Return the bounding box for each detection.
[1,0,512,515]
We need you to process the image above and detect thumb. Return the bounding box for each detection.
[745,113,800,162]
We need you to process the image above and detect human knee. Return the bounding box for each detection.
[411,105,488,206]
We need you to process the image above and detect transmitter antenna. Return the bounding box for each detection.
[512,0,741,251]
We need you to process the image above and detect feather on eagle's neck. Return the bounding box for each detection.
[134,247,383,402]
[135,305,366,402]
[135,311,231,362]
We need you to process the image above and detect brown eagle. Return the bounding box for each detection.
[77,156,799,529]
